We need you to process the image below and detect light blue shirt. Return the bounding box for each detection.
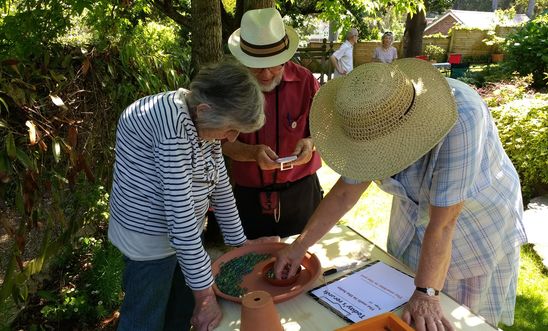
[344,78,527,280]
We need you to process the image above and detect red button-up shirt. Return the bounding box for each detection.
[231,61,321,188]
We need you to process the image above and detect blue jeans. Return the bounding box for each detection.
[117,254,194,331]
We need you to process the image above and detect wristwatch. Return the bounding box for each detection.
[416,287,439,296]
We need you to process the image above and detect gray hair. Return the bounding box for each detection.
[346,28,358,40]
[186,60,265,133]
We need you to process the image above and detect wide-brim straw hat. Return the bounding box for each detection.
[228,8,299,68]
[310,58,458,181]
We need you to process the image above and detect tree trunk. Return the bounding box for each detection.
[221,0,275,47]
[244,0,274,11]
[402,9,426,58]
[492,0,498,11]
[191,0,223,73]
[526,0,535,17]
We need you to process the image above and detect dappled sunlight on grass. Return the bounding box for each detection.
[500,245,548,331]
[317,162,392,249]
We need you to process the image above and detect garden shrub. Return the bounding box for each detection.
[457,64,516,88]
[0,9,191,323]
[505,13,548,87]
[478,74,533,107]
[10,220,124,329]
[491,99,548,200]
[37,237,123,326]
[424,44,446,62]
[462,54,490,64]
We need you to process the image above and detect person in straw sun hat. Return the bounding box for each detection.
[219,8,323,240]
[275,59,526,330]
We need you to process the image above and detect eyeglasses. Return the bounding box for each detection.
[249,64,284,75]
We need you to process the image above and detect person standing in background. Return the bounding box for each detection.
[223,8,323,239]
[330,28,358,77]
[372,31,398,63]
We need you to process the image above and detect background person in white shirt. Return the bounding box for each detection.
[330,28,358,77]
[372,31,398,63]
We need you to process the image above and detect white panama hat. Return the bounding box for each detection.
[228,8,299,68]
[310,58,458,181]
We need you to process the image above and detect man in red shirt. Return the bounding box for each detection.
[223,8,322,239]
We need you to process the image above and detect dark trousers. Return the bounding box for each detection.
[234,174,323,239]
[118,255,194,331]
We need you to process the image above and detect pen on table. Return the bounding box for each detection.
[322,261,358,276]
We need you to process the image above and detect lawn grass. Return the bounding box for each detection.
[317,163,548,331]
[502,244,548,330]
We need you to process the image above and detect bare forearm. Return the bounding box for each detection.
[222,140,257,162]
[415,203,463,290]
[330,56,341,74]
[295,178,370,249]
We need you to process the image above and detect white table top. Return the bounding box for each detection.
[215,225,500,331]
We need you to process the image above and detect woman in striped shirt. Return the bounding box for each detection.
[108,61,266,331]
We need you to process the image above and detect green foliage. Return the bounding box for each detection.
[0,2,191,318]
[0,1,162,60]
[480,75,533,107]
[491,98,548,200]
[513,0,548,17]
[221,0,236,14]
[423,44,446,62]
[459,67,547,200]
[423,32,448,38]
[0,0,89,59]
[461,54,491,64]
[505,13,548,87]
[500,244,548,331]
[425,0,453,14]
[6,184,123,329]
[494,7,517,26]
[456,64,514,87]
[31,233,123,327]
[482,30,507,54]
[119,20,191,95]
[449,24,488,33]
[313,0,422,40]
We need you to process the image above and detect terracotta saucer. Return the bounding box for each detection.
[262,260,302,287]
[211,242,321,303]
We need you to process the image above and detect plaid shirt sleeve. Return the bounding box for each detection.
[429,84,492,207]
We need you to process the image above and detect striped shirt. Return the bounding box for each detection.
[108,89,246,290]
[345,78,527,280]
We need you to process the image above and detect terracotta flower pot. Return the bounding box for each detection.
[491,53,504,63]
[240,291,283,331]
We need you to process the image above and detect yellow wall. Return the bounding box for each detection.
[308,27,518,64]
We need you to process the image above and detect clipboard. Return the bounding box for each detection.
[308,260,415,324]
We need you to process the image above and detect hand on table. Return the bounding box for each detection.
[191,288,222,331]
[402,291,454,331]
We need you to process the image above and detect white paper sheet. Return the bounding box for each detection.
[309,261,415,323]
